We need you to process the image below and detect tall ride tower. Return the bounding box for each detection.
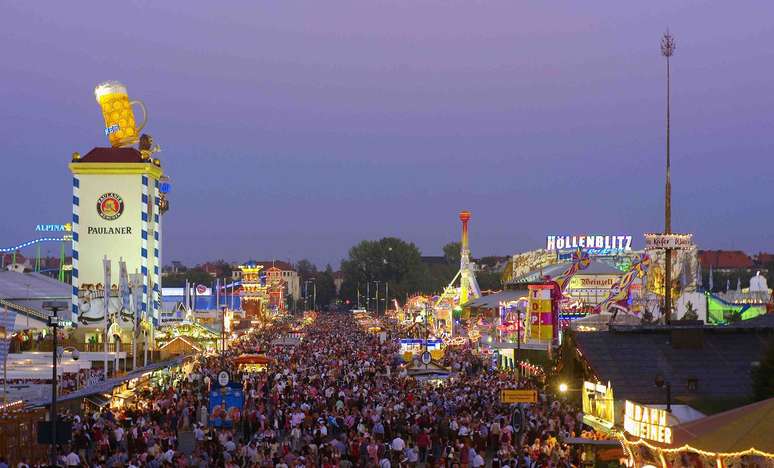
[458,210,481,305]
[437,211,482,308]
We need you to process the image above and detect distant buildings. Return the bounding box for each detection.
[698,250,773,272]
[698,250,754,271]
[231,261,301,304]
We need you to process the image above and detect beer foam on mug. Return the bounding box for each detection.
[94,81,128,101]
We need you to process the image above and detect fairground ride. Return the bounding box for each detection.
[0,235,71,281]
[435,211,481,308]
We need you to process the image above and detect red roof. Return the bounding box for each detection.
[756,252,774,266]
[699,250,753,269]
[76,147,144,163]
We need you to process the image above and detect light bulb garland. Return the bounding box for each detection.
[616,432,774,463]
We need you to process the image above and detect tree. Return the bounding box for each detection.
[315,265,338,309]
[162,268,214,287]
[339,237,429,305]
[295,259,317,282]
[443,242,461,266]
[211,260,233,278]
[476,271,502,291]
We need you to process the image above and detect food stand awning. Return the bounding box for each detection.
[233,354,271,365]
[85,394,110,408]
[670,397,774,453]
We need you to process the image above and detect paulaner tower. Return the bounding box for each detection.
[70,149,165,326]
[70,81,168,336]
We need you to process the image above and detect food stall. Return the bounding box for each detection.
[233,354,272,374]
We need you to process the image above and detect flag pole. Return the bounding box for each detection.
[103,256,110,379]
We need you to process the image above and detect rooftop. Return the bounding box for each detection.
[572,322,774,405]
[508,259,623,284]
[75,147,145,163]
[250,261,294,271]
[699,250,754,269]
[0,270,70,300]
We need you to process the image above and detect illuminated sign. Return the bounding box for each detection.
[97,193,125,221]
[547,235,632,252]
[582,381,615,429]
[644,233,693,250]
[35,223,72,232]
[528,284,555,342]
[624,400,673,444]
[500,389,537,404]
[47,317,75,328]
[568,275,621,290]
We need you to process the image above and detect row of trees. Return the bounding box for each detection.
[294,260,337,309]
[337,237,503,306]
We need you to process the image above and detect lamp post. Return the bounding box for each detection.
[661,31,676,324]
[304,280,316,311]
[655,374,672,412]
[366,281,370,313]
[385,282,389,313]
[373,281,381,316]
[43,300,68,467]
[220,306,227,360]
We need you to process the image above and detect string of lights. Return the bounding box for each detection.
[616,432,774,463]
[0,236,70,253]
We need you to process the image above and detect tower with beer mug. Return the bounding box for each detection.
[69,81,168,353]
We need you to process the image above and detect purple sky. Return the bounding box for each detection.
[1,1,772,268]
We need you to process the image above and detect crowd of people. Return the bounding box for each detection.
[16,313,592,467]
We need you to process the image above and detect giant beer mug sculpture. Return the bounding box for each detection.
[94,81,147,147]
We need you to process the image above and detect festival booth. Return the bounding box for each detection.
[576,379,774,467]
[617,397,774,467]
[156,321,220,354]
[0,401,48,467]
[159,335,203,359]
[233,353,271,374]
[399,338,443,362]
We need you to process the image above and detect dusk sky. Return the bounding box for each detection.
[1,1,772,268]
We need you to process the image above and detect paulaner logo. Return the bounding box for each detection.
[97,193,124,221]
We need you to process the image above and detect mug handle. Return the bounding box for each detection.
[131,99,148,134]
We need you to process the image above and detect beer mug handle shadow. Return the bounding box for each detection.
[131,99,148,134]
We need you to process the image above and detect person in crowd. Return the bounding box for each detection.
[26,312,591,467]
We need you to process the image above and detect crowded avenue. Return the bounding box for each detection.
[33,312,586,468]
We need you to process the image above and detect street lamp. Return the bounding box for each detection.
[655,374,672,412]
[220,306,227,360]
[42,300,69,467]
[373,280,381,316]
[303,280,316,311]
[558,383,569,394]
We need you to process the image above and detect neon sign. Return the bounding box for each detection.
[547,235,632,252]
[35,224,72,232]
[624,400,673,444]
